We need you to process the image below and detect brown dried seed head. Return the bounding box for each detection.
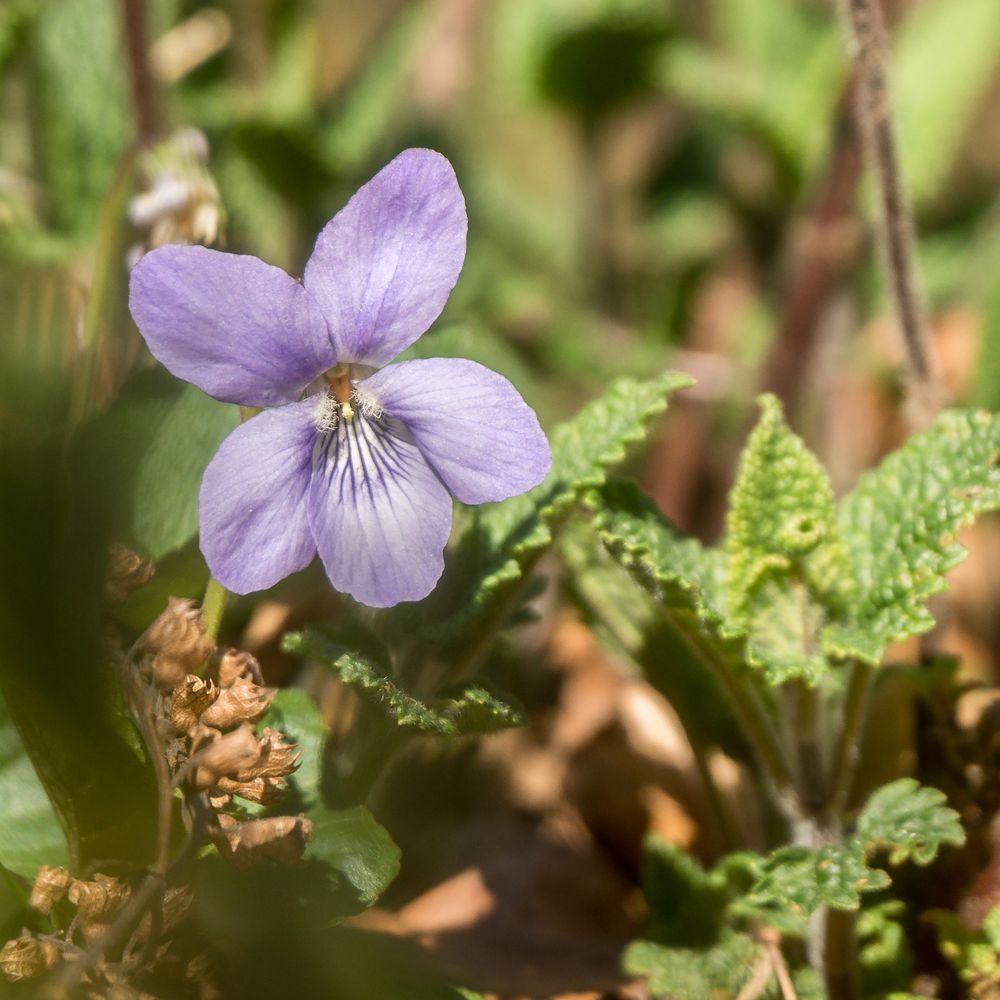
[29,865,71,914]
[214,649,263,688]
[170,676,219,734]
[0,935,60,980]
[106,544,155,604]
[200,677,274,730]
[212,814,313,869]
[151,654,190,688]
[68,874,131,924]
[144,598,214,681]
[214,774,284,804]
[238,728,299,781]
[193,724,263,788]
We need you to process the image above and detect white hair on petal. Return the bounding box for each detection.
[312,392,340,433]
[353,387,383,421]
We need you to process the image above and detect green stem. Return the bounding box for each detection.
[663,608,798,814]
[786,680,827,815]
[828,659,873,815]
[201,577,228,644]
[68,152,138,426]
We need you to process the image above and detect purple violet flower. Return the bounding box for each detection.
[129,148,551,607]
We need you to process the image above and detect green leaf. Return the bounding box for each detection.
[823,410,1000,664]
[0,863,29,939]
[261,689,328,811]
[858,899,913,996]
[623,932,762,1000]
[442,686,524,735]
[715,395,849,684]
[592,478,729,630]
[305,806,401,908]
[856,778,965,866]
[79,367,239,560]
[749,841,889,916]
[31,0,130,235]
[726,394,848,618]
[282,629,523,738]
[0,689,68,877]
[402,370,693,641]
[283,628,455,736]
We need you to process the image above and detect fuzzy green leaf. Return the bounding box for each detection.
[750,841,890,916]
[823,410,1000,664]
[282,629,455,736]
[724,395,851,684]
[623,932,762,1000]
[305,806,401,908]
[857,778,965,867]
[628,838,821,999]
[726,395,849,615]
[282,629,522,737]
[592,478,729,628]
[442,686,524,735]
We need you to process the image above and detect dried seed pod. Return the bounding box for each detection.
[192,724,263,788]
[144,598,214,684]
[214,649,263,688]
[0,934,60,980]
[68,874,131,926]
[105,544,155,604]
[212,814,312,869]
[213,775,284,805]
[29,865,71,914]
[170,676,219,734]
[200,677,274,729]
[238,728,299,781]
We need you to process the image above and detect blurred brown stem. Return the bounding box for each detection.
[760,86,863,416]
[120,0,164,143]
[835,0,943,426]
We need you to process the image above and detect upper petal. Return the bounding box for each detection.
[360,358,551,505]
[303,149,467,367]
[130,245,336,407]
[199,398,319,593]
[308,412,453,608]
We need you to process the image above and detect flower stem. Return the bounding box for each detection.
[201,576,228,644]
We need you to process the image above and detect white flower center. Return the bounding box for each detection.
[312,363,383,433]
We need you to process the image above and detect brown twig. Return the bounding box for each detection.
[120,0,164,142]
[835,0,944,427]
[760,83,863,417]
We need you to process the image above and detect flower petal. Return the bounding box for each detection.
[308,413,453,607]
[130,245,335,406]
[361,358,551,504]
[303,149,467,367]
[199,398,319,593]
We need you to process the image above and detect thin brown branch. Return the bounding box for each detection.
[760,83,863,415]
[120,0,164,142]
[835,0,944,426]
